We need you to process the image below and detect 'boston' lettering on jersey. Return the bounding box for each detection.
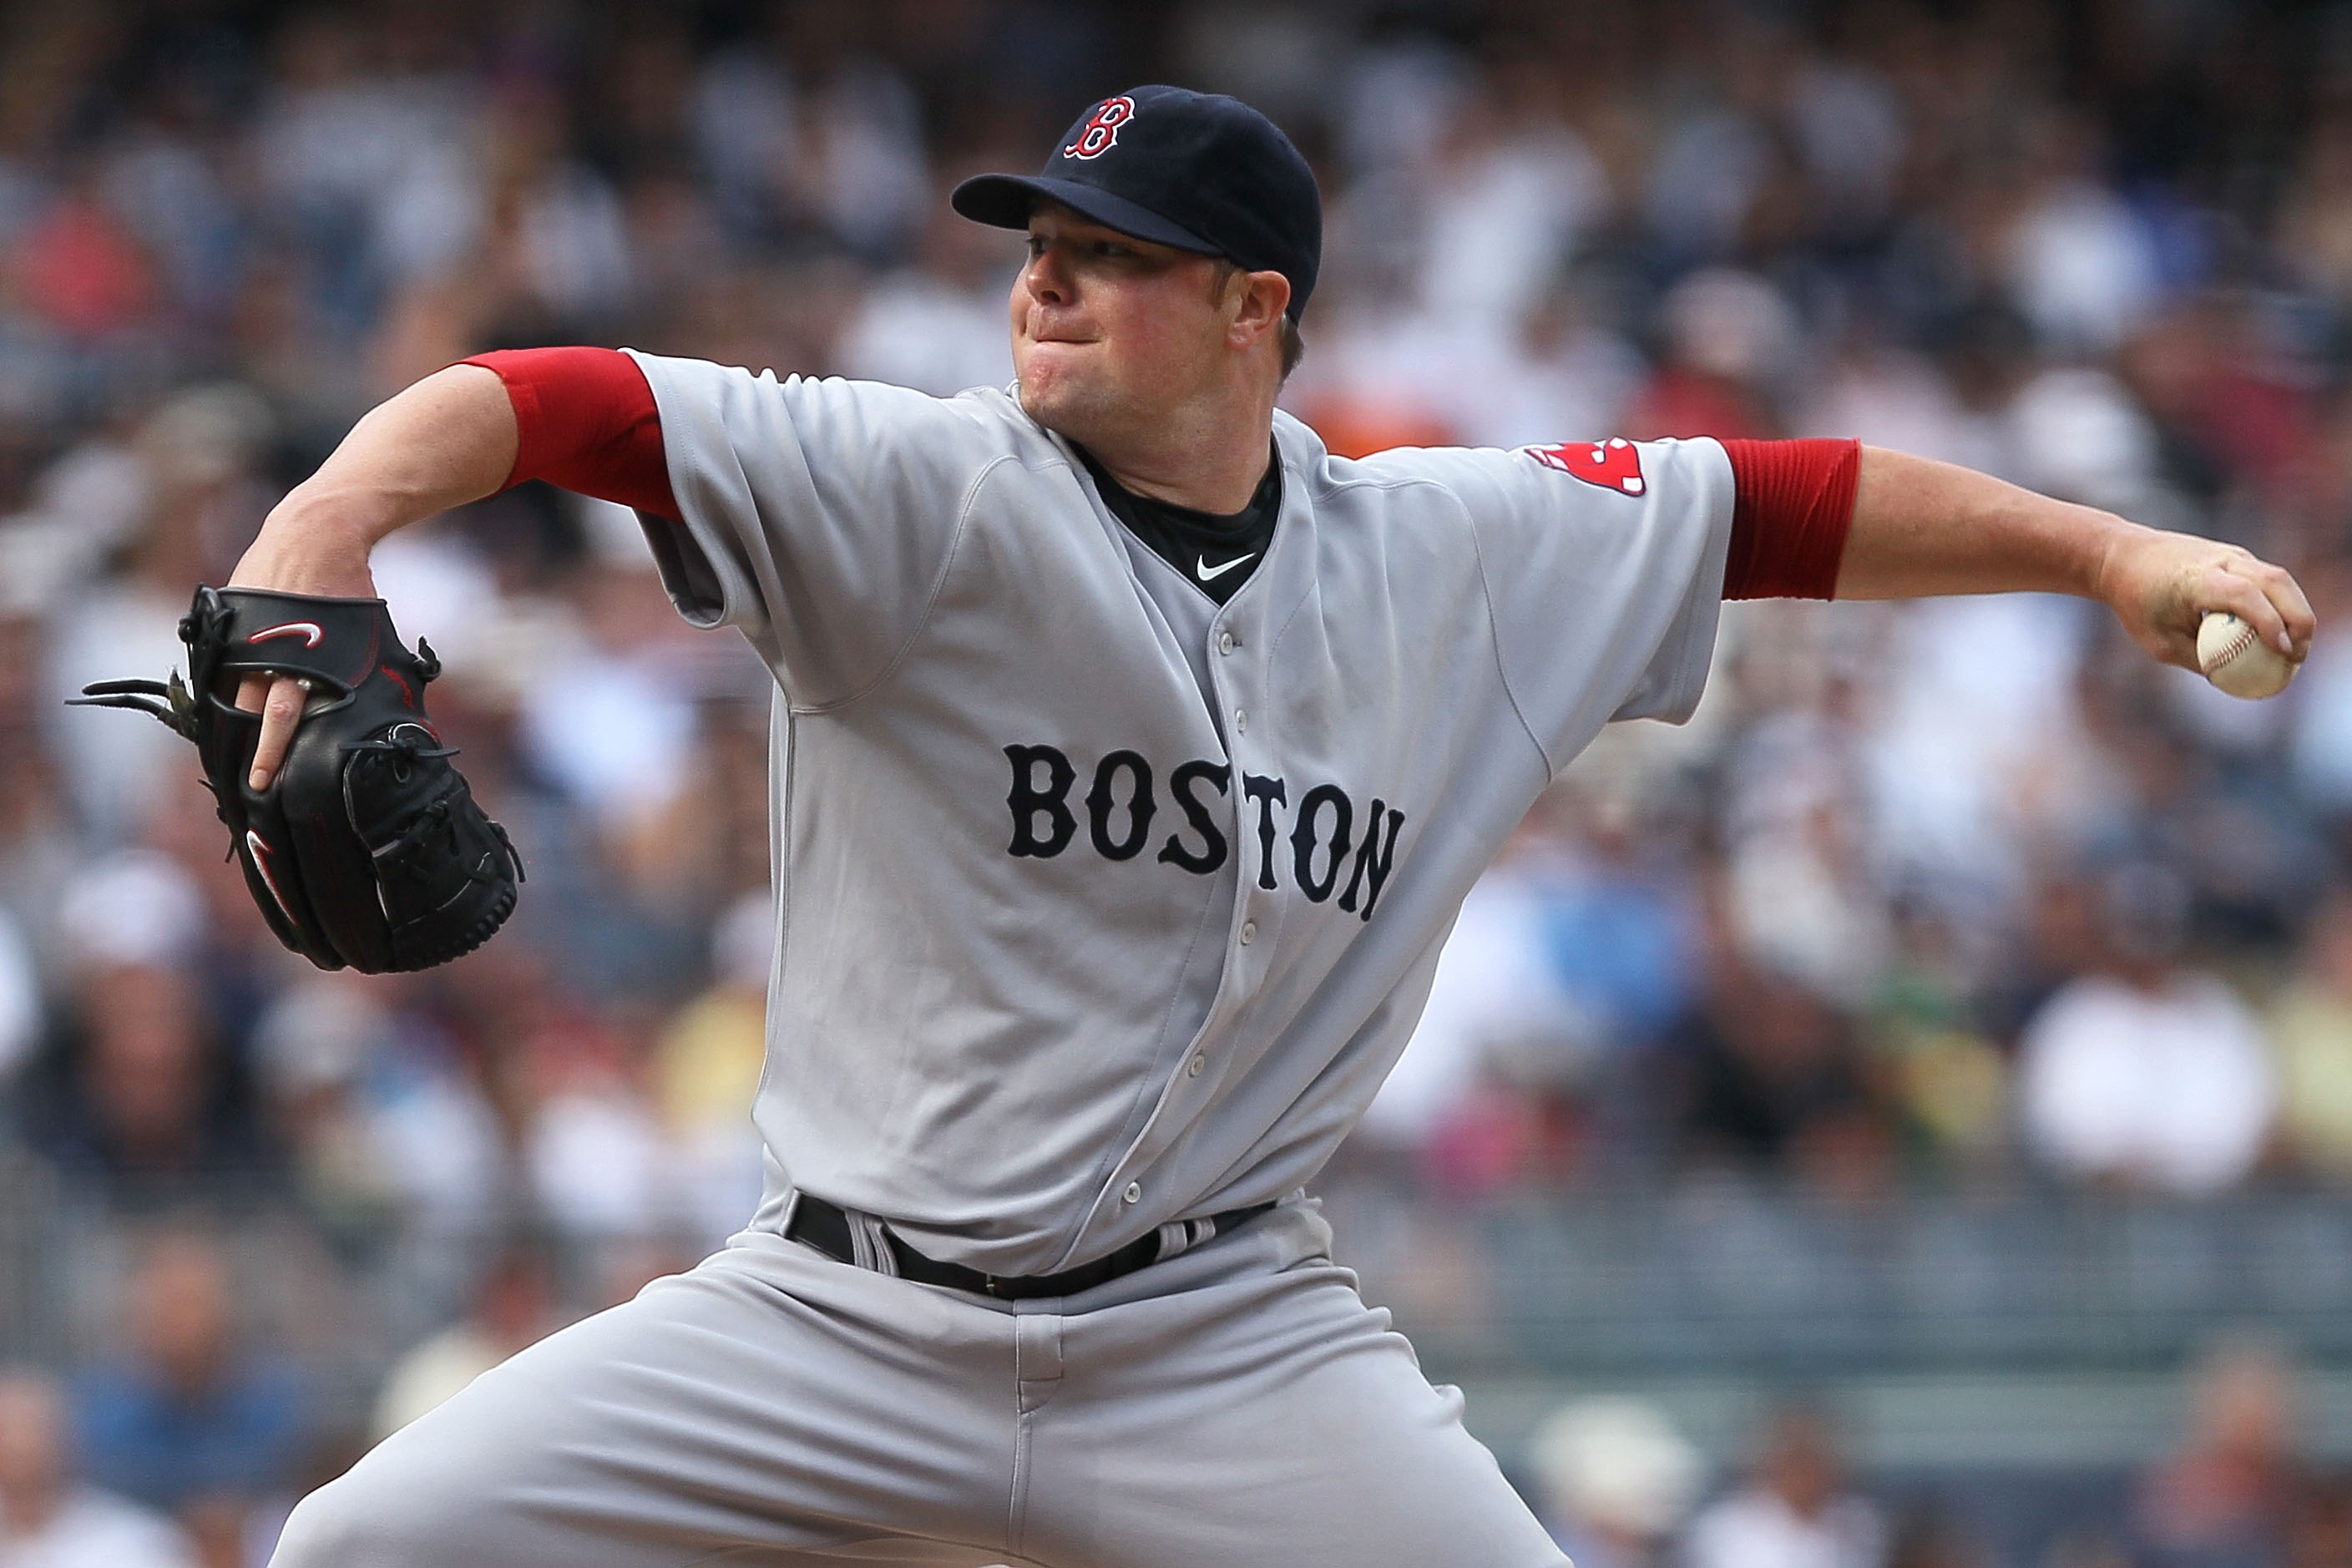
[1003,743,1405,921]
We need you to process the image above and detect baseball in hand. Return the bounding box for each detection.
[2198,611,2299,700]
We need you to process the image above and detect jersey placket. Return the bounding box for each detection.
[1074,446,1312,1253]
[1199,599,1278,1018]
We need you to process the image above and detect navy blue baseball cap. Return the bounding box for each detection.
[952,85,1322,321]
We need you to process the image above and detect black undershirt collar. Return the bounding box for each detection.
[1074,443,1281,606]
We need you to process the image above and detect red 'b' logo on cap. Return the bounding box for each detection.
[1527,438,1646,496]
[1064,96,1136,159]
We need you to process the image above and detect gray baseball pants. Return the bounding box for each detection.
[268,1200,1567,1566]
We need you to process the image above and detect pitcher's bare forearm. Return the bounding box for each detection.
[228,363,517,787]
[231,363,518,599]
[1834,446,2314,673]
[1834,447,2128,601]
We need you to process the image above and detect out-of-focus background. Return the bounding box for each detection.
[1,0,2350,1563]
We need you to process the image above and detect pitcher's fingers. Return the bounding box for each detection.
[2248,559,2317,659]
[249,675,311,791]
[2201,565,2293,661]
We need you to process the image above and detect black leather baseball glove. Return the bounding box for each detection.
[74,585,524,973]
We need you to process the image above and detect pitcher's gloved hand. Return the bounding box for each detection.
[74,585,524,972]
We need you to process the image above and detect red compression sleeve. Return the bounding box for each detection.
[462,347,680,522]
[1717,438,1860,600]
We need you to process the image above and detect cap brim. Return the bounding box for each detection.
[949,174,1221,256]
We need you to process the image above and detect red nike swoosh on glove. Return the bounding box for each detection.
[245,831,298,923]
[248,622,324,648]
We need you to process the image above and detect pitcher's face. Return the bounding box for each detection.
[1009,205,1232,447]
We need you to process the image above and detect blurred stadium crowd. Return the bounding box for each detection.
[3,0,2352,1563]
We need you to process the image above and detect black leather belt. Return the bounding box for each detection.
[785,1194,1277,1300]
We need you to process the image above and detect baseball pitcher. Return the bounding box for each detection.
[229,88,2312,1566]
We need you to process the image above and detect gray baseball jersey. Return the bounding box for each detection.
[268,362,1736,1568]
[623,352,1733,1277]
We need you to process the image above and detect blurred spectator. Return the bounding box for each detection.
[1861,903,2009,1169]
[1451,283,1646,453]
[249,973,506,1237]
[2267,888,2352,1181]
[1641,81,1775,266]
[1372,786,1702,1191]
[650,891,771,1244]
[1784,50,1904,240]
[2282,114,2352,308]
[1796,344,2003,474]
[0,1368,194,1568]
[1725,797,1887,1011]
[249,11,484,336]
[73,1235,306,1525]
[2000,114,2162,357]
[833,168,1020,397]
[2284,1474,2352,1568]
[2121,301,2317,513]
[1364,815,1591,1180]
[0,908,34,1085]
[1859,591,2102,926]
[592,1234,702,1314]
[369,1242,559,1442]
[52,849,204,973]
[1670,893,1894,1200]
[1879,1507,1994,1568]
[11,176,156,341]
[2006,367,2164,518]
[518,559,701,833]
[522,1004,673,1239]
[2132,1339,2304,1568]
[1283,297,1482,458]
[43,386,271,842]
[1408,66,1609,332]
[1527,1395,1704,1568]
[1684,1403,1886,1568]
[1626,270,1798,442]
[1536,789,1701,1055]
[17,956,273,1199]
[2016,864,2275,1196]
[0,620,77,965]
[2290,569,2352,818]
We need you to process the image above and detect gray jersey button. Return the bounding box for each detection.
[1189,1053,1206,1076]
[1239,920,1257,945]
[1233,708,1247,733]
[1122,1181,1143,1204]
[1217,630,1236,655]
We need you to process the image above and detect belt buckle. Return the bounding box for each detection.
[983,1274,1004,1297]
